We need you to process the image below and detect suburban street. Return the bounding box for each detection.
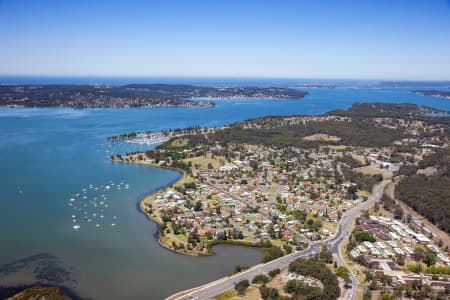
[169,180,389,300]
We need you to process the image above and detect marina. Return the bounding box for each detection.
[124,133,170,145]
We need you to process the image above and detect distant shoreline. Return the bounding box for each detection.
[412,90,450,99]
[0,84,308,109]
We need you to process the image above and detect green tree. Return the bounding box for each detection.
[412,247,426,262]
[262,246,284,263]
[234,279,249,296]
[362,289,372,300]
[268,268,281,278]
[252,274,270,284]
[424,252,436,267]
[194,200,202,211]
[336,266,350,280]
[283,244,292,254]
[259,285,280,300]
[319,246,333,263]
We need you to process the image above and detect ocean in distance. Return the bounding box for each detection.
[0,78,449,299]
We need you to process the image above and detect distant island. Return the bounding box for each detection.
[412,90,450,99]
[0,84,308,108]
[377,81,450,88]
[295,83,338,88]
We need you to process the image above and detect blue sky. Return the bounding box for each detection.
[0,0,449,80]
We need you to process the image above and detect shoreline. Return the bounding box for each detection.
[0,96,306,110]
[0,284,88,300]
[111,157,200,256]
[0,102,215,109]
[112,156,268,257]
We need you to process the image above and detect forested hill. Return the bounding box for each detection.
[199,117,402,148]
[327,102,447,118]
[111,102,448,149]
[169,102,449,149]
[395,148,450,234]
[0,84,307,108]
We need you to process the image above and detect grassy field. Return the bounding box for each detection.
[351,154,366,164]
[183,155,225,172]
[354,165,392,179]
[356,190,370,198]
[170,137,189,147]
[215,290,237,300]
[322,220,338,233]
[173,173,197,187]
[303,133,341,142]
[320,145,348,151]
[228,286,261,300]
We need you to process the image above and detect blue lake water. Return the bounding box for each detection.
[0,83,449,299]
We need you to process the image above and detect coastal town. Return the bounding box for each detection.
[107,103,450,299]
[0,84,308,108]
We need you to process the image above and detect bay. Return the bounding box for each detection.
[0,83,449,299]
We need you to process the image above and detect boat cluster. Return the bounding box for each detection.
[70,180,130,231]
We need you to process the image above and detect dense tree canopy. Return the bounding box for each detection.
[396,175,450,234]
[288,258,340,300]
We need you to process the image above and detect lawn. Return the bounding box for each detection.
[354,165,392,179]
[183,155,225,172]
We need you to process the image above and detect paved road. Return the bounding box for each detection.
[328,181,388,300]
[171,181,388,300]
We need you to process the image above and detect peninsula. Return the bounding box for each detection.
[0,84,308,108]
[109,102,450,299]
[110,103,448,256]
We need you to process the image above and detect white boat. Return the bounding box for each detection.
[73,225,80,230]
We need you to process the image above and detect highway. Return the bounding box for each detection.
[169,180,388,300]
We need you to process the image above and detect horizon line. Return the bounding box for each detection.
[0,74,450,83]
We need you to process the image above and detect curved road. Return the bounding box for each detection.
[170,181,388,300]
